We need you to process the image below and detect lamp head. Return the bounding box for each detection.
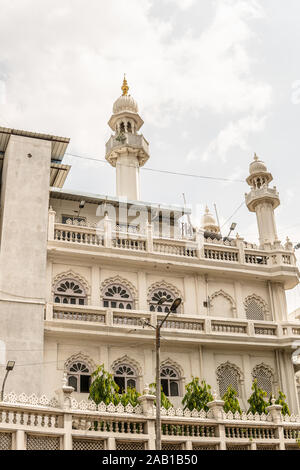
[157,297,167,306]
[6,361,15,371]
[230,222,237,232]
[170,298,182,313]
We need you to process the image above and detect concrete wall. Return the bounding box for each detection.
[0,135,51,394]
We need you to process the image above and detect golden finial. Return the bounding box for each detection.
[121,74,129,96]
[254,152,259,161]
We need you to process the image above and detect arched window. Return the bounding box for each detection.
[127,122,132,133]
[217,362,242,398]
[252,364,274,397]
[54,279,87,305]
[245,295,267,321]
[119,122,125,133]
[67,361,91,393]
[114,364,137,393]
[161,366,180,397]
[103,283,134,310]
[149,289,176,313]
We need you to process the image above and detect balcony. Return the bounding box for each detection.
[1,388,299,450]
[47,216,298,288]
[105,134,149,166]
[44,304,300,347]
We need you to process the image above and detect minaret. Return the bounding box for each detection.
[105,76,150,201]
[245,154,280,247]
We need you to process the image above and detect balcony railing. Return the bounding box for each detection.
[45,304,300,344]
[1,390,299,450]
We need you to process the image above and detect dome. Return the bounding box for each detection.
[249,154,268,175]
[113,94,138,114]
[201,206,220,233]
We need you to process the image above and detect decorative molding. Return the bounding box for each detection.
[244,294,269,312]
[100,275,138,301]
[111,355,142,377]
[160,357,184,379]
[210,290,236,312]
[65,352,96,374]
[52,270,90,300]
[147,281,184,303]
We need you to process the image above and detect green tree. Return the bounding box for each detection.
[88,364,119,405]
[182,377,213,412]
[222,386,242,414]
[149,383,173,410]
[269,391,290,416]
[119,387,141,407]
[247,379,268,414]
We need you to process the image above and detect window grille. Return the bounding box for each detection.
[26,435,60,450]
[73,439,105,450]
[103,284,134,310]
[162,443,183,450]
[116,441,145,450]
[217,363,241,398]
[252,365,273,397]
[245,298,265,321]
[0,432,12,450]
[161,367,180,397]
[54,279,86,305]
[149,289,176,313]
[114,364,137,393]
[67,362,91,393]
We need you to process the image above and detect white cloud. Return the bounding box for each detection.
[199,114,267,162]
[162,0,196,10]
[0,0,271,156]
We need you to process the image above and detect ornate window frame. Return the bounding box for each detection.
[216,361,244,398]
[244,294,270,321]
[111,355,142,392]
[252,363,277,396]
[65,352,95,394]
[160,358,184,397]
[147,281,183,313]
[52,270,90,304]
[210,290,236,316]
[100,276,138,310]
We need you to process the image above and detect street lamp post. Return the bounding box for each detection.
[1,361,15,402]
[147,297,182,450]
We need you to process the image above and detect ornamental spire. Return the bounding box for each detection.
[121,74,129,96]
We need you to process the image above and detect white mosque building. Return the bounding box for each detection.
[0,77,299,450]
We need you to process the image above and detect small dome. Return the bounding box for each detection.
[201,206,219,233]
[249,154,268,175]
[113,94,139,114]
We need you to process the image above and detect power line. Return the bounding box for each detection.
[221,201,246,229]
[64,152,245,184]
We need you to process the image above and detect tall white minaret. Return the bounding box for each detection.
[105,76,150,201]
[245,154,280,247]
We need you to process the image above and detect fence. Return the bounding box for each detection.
[0,389,299,450]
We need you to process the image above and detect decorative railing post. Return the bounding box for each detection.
[196,228,204,259]
[104,215,112,248]
[207,391,226,450]
[266,398,284,450]
[236,235,245,265]
[55,373,75,450]
[138,385,156,450]
[48,206,56,241]
[146,223,153,253]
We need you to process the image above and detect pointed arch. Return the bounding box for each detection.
[160,358,184,397]
[64,352,96,373]
[100,276,138,301]
[216,361,244,398]
[65,352,95,394]
[244,294,269,321]
[111,355,142,377]
[210,290,236,317]
[52,270,90,304]
[252,363,276,397]
[160,358,184,378]
[147,281,183,313]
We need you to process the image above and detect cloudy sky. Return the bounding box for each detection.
[0,0,299,312]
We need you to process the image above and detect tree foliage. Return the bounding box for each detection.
[247,379,268,414]
[269,391,290,416]
[149,383,173,410]
[182,377,213,412]
[88,364,140,407]
[222,386,242,414]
